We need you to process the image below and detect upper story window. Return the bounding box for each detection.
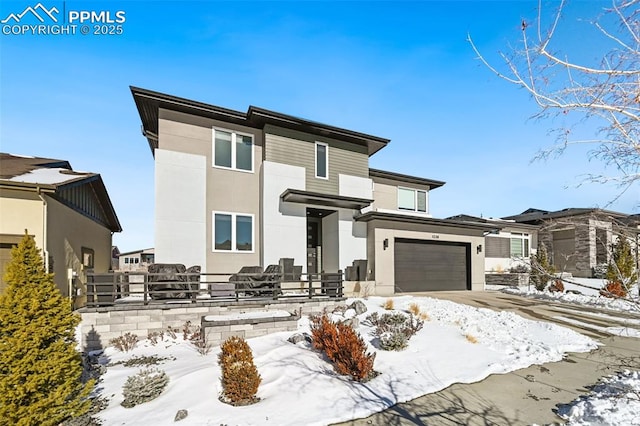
[213,211,254,252]
[213,128,254,172]
[315,142,328,179]
[398,187,427,213]
[510,233,530,257]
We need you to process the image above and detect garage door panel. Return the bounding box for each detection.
[394,239,470,292]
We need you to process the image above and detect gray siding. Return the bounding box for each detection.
[264,125,368,195]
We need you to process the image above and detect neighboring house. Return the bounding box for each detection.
[503,208,634,278]
[116,248,155,272]
[0,154,122,300]
[131,87,497,295]
[447,214,538,273]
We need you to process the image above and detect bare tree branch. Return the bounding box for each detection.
[468,0,640,198]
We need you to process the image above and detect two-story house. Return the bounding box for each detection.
[131,87,495,295]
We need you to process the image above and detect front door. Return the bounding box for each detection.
[307,218,321,273]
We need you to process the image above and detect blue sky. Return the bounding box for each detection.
[1,1,636,252]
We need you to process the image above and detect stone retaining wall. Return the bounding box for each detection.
[78,298,343,351]
[485,273,529,287]
[201,313,299,347]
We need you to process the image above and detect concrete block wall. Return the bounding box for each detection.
[78,298,344,351]
[202,313,299,347]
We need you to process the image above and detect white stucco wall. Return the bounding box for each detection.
[261,161,307,270]
[338,209,367,271]
[154,149,206,270]
[339,174,373,199]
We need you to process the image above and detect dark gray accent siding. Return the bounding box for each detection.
[264,125,368,195]
[486,236,510,258]
[394,239,471,292]
[552,229,576,272]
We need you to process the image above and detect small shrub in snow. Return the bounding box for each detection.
[407,303,421,316]
[382,299,394,310]
[218,336,261,405]
[109,355,175,368]
[465,334,478,344]
[121,368,169,408]
[365,312,423,351]
[549,279,565,293]
[530,245,555,291]
[310,313,376,381]
[110,333,138,352]
[379,330,409,351]
[600,281,628,298]
[183,321,212,356]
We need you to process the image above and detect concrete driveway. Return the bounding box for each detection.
[334,290,640,426]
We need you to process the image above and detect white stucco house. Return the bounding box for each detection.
[131,87,498,295]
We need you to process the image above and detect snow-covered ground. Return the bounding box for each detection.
[95,295,600,426]
[498,278,640,313]
[557,370,640,426]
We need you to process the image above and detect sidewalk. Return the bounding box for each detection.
[333,291,640,426]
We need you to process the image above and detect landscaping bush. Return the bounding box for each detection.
[121,368,169,408]
[365,311,424,350]
[379,330,409,351]
[606,237,637,289]
[0,233,92,425]
[600,281,628,298]
[530,245,555,291]
[382,298,394,310]
[310,313,376,381]
[407,303,421,316]
[218,336,261,405]
[549,279,565,293]
[110,333,139,352]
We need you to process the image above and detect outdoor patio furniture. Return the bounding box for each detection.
[230,265,282,297]
[147,263,190,299]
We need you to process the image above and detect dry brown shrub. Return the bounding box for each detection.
[549,279,565,293]
[465,334,478,344]
[310,313,376,381]
[218,336,261,405]
[408,303,421,316]
[600,281,628,298]
[382,299,394,310]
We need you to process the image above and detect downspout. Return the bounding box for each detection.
[36,187,49,272]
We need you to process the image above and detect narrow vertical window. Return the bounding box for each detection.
[315,142,328,179]
[214,130,232,168]
[236,134,253,171]
[417,191,427,212]
[236,215,253,251]
[214,214,232,250]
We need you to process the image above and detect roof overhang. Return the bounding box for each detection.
[369,168,445,189]
[355,211,500,233]
[131,86,390,157]
[281,189,372,210]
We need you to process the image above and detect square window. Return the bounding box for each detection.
[213,129,254,172]
[213,212,254,252]
[398,188,416,211]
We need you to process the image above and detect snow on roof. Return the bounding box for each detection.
[8,167,93,185]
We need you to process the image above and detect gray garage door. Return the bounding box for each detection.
[394,238,471,292]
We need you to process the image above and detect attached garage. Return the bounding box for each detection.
[394,238,470,292]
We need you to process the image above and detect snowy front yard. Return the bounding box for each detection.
[92,295,608,425]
